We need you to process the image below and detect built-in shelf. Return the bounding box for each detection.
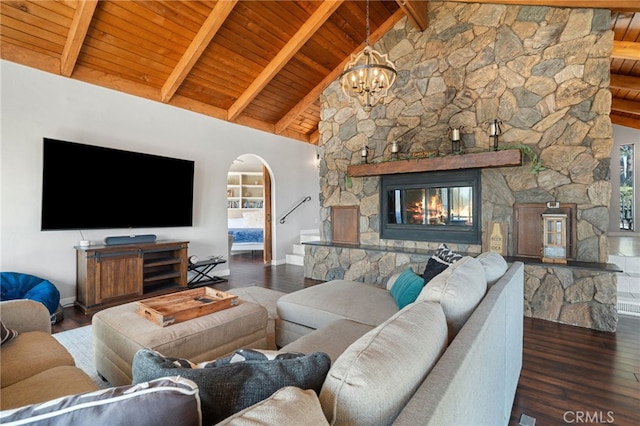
[347,149,522,177]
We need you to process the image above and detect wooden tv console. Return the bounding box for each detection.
[75,240,188,314]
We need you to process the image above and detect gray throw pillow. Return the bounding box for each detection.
[132,348,331,425]
[0,377,200,426]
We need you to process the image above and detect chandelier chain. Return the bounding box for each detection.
[365,0,370,47]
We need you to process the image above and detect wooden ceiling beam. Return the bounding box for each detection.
[612,40,640,61]
[275,8,406,135]
[611,74,640,91]
[227,0,344,122]
[446,1,640,12]
[160,0,238,103]
[396,0,429,31]
[60,0,98,77]
[611,114,640,130]
[611,98,640,116]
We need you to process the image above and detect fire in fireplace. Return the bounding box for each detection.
[380,170,481,244]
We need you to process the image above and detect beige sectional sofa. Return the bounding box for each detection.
[1,253,524,425]
[0,299,98,410]
[273,254,524,425]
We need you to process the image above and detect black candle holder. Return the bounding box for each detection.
[489,119,502,151]
[360,146,369,164]
[452,139,460,153]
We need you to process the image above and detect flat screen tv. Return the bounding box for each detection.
[41,138,195,230]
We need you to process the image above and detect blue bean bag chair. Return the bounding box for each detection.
[0,272,61,316]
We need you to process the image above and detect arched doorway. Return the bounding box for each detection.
[226,154,273,263]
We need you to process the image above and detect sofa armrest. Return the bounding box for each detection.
[0,300,52,334]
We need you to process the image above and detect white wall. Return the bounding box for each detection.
[609,124,640,235]
[0,60,320,304]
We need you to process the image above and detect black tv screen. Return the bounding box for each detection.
[41,138,195,230]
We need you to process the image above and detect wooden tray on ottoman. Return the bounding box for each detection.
[136,287,238,327]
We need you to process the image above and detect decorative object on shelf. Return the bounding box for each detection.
[390,140,400,160]
[541,201,568,264]
[410,150,439,159]
[361,146,370,164]
[488,119,502,151]
[339,0,396,112]
[484,221,508,256]
[189,255,198,265]
[449,126,463,154]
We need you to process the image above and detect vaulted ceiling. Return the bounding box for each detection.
[1,1,639,144]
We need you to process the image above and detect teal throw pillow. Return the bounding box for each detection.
[390,268,425,309]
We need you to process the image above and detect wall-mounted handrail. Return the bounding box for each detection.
[279,196,312,224]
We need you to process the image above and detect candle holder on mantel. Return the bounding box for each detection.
[488,119,502,151]
[390,140,400,160]
[449,126,463,153]
[360,146,370,164]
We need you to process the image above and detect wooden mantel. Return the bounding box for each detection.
[347,149,523,177]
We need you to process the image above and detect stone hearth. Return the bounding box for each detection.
[308,2,617,331]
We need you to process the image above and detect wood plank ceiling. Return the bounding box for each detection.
[1,1,639,145]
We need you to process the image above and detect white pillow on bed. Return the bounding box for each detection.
[228,217,246,228]
[243,211,264,228]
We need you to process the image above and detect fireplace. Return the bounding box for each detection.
[380,170,481,244]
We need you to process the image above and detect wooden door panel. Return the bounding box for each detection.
[513,203,577,259]
[95,255,142,303]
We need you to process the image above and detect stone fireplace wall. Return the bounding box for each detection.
[309,2,617,331]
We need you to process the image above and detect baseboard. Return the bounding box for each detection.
[61,296,76,308]
[271,258,286,266]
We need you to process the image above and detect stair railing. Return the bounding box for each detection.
[279,196,312,224]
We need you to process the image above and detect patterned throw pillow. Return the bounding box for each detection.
[132,348,331,425]
[1,321,18,345]
[422,244,463,284]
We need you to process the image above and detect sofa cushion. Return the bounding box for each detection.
[218,386,329,426]
[319,300,448,426]
[132,348,331,425]
[281,319,375,363]
[277,280,399,330]
[0,331,75,388]
[418,256,487,341]
[0,376,200,426]
[476,252,508,286]
[0,365,99,410]
[389,268,424,309]
[1,321,18,345]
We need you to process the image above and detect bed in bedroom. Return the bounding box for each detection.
[228,228,264,252]
[228,211,264,253]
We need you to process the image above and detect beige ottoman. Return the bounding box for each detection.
[93,300,268,386]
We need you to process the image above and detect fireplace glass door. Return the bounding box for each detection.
[380,170,481,244]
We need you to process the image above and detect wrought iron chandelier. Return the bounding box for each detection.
[340,0,397,112]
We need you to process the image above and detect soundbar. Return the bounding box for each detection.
[104,234,157,246]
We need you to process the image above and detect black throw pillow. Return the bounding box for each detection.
[422,244,463,285]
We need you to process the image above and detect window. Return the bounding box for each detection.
[620,144,634,231]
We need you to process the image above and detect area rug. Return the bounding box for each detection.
[53,325,110,389]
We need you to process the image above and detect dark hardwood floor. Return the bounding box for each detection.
[53,252,640,425]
